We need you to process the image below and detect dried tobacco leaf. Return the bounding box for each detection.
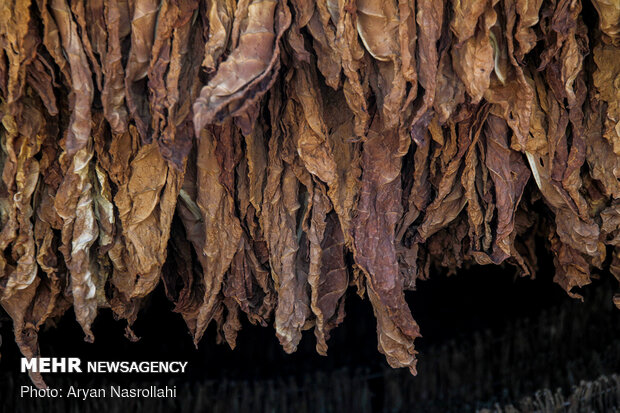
[193,0,292,133]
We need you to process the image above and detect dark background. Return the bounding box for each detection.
[0,240,619,411]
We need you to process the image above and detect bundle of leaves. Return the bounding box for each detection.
[0,0,618,388]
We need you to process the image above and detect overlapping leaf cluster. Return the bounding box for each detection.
[0,0,618,387]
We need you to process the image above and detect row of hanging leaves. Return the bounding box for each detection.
[0,0,618,388]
